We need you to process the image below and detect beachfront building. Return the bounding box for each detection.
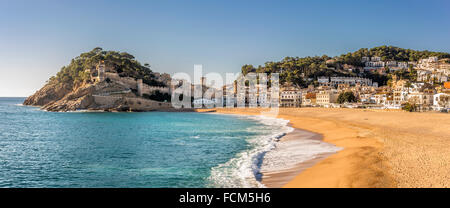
[432,82,450,111]
[359,93,376,104]
[407,90,434,110]
[391,79,410,107]
[374,92,395,107]
[433,93,450,111]
[280,87,302,107]
[393,87,407,107]
[223,94,236,107]
[316,90,339,106]
[301,92,316,106]
[222,84,236,107]
[193,98,217,106]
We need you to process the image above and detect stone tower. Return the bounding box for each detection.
[96,61,106,82]
[201,77,206,86]
[137,79,144,97]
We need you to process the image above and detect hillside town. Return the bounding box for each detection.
[24,48,450,113]
[76,56,450,112]
[194,56,450,112]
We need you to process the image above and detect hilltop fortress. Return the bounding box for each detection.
[24,60,175,112]
[87,61,171,96]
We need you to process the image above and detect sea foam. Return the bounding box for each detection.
[207,114,341,188]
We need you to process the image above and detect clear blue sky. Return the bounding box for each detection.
[1,0,449,96]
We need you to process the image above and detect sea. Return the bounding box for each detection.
[0,97,339,188]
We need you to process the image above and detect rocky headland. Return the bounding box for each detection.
[24,48,175,112]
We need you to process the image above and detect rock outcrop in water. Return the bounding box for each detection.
[24,48,174,112]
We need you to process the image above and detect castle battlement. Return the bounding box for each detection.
[137,79,170,96]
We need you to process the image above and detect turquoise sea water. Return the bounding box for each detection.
[0,97,290,187]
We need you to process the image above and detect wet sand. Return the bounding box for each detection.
[260,128,335,188]
[197,108,450,188]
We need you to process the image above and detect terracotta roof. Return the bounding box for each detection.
[445,82,450,89]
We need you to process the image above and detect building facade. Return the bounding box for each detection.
[316,90,339,106]
[280,87,302,107]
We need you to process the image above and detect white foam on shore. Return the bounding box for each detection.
[207,114,293,187]
[260,130,341,174]
[207,113,341,188]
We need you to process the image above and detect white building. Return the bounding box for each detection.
[193,98,217,107]
[318,77,330,85]
[433,93,450,110]
[417,56,439,71]
[397,62,408,69]
[280,88,302,107]
[365,61,385,68]
[417,70,449,83]
[371,56,382,62]
[329,77,373,86]
[316,90,339,106]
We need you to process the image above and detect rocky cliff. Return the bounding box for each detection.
[24,79,173,112]
[24,48,174,112]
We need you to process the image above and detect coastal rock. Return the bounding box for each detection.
[23,83,72,106]
[24,78,172,112]
[23,48,174,112]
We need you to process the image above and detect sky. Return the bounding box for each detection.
[0,0,449,96]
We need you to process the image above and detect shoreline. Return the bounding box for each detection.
[21,103,196,113]
[199,107,450,188]
[15,103,450,187]
[259,128,338,188]
[197,108,345,188]
[197,108,395,188]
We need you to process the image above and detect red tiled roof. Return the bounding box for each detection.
[445,82,450,89]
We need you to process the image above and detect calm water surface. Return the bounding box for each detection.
[0,97,285,187]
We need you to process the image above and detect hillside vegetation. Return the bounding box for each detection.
[241,46,450,87]
[50,47,165,87]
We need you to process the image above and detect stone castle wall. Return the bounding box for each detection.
[93,95,172,110]
[125,97,172,110]
[104,73,138,89]
[137,79,170,96]
[141,85,170,94]
[93,95,121,106]
[99,70,171,97]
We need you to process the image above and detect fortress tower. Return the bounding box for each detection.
[201,77,206,86]
[96,61,106,82]
[137,79,144,97]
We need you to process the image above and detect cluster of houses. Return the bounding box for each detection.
[362,56,410,71]
[193,56,450,112]
[279,56,450,111]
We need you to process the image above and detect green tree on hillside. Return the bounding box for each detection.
[241,46,450,88]
[52,47,165,88]
[337,92,357,104]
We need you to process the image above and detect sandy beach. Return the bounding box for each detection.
[197,108,450,188]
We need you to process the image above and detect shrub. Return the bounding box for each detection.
[402,102,417,112]
[337,92,357,104]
